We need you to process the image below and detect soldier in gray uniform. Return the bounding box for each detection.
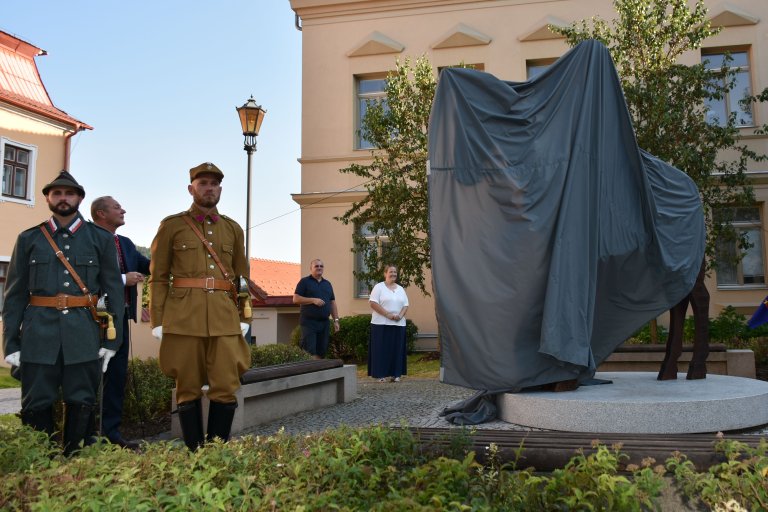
[2,170,124,455]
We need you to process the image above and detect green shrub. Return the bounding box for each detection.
[123,357,174,426]
[331,314,371,361]
[328,315,419,363]
[0,421,680,511]
[250,343,311,367]
[667,438,768,511]
[627,322,668,344]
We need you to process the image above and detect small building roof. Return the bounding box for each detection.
[0,29,91,130]
[249,258,301,307]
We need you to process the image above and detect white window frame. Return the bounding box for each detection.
[715,206,766,289]
[701,47,754,128]
[355,75,387,150]
[1,138,37,206]
[354,222,391,298]
[525,58,557,80]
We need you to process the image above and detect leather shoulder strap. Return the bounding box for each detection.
[181,214,231,280]
[38,225,99,321]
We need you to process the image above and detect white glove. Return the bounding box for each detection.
[152,326,163,341]
[240,322,250,338]
[98,348,117,373]
[4,351,20,367]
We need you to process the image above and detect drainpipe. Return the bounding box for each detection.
[63,122,85,171]
[295,14,302,31]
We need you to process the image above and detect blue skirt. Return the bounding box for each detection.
[368,324,407,378]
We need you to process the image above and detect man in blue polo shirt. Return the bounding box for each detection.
[293,259,340,359]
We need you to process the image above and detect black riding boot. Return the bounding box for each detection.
[206,401,237,443]
[20,407,55,438]
[63,403,95,456]
[177,399,204,451]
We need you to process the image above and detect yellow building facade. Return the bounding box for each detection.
[289,0,768,343]
[0,30,91,360]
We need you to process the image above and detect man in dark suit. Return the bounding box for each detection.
[91,196,150,449]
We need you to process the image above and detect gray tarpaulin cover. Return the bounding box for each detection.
[428,40,705,393]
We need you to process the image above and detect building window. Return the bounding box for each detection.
[526,58,557,80]
[1,139,36,204]
[715,206,765,287]
[356,76,387,150]
[702,49,753,127]
[0,261,8,314]
[354,222,393,297]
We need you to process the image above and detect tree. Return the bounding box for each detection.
[336,56,436,294]
[552,0,766,268]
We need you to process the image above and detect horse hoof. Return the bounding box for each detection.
[657,364,678,381]
[686,364,707,380]
[552,379,579,392]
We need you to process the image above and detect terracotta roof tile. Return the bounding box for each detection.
[0,30,90,129]
[249,258,301,297]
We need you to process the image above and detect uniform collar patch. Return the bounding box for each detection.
[194,214,219,223]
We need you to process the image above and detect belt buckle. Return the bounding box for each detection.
[56,294,68,310]
[204,277,215,291]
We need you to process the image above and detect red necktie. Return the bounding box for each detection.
[114,235,126,273]
[114,235,129,303]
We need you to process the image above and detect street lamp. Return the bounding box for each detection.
[236,96,266,262]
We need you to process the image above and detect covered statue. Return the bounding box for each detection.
[428,40,705,393]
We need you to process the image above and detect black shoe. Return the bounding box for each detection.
[177,399,204,451]
[206,401,237,443]
[109,436,141,451]
[63,403,95,456]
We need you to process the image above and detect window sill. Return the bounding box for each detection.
[716,284,768,291]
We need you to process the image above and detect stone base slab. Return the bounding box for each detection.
[172,364,357,437]
[496,372,768,434]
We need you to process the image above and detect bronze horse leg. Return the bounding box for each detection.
[686,264,710,379]
[658,295,687,380]
[658,261,709,381]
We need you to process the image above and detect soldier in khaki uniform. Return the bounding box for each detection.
[149,162,251,450]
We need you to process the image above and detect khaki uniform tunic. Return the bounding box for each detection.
[149,205,250,403]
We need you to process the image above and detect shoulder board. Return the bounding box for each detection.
[161,211,189,223]
[219,214,240,224]
[21,222,46,234]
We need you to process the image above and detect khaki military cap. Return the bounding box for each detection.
[42,170,86,197]
[189,162,224,182]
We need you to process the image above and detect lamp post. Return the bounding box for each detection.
[236,96,266,262]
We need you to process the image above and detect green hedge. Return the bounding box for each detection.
[291,315,419,363]
[2,418,766,511]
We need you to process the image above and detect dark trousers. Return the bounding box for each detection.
[300,318,330,357]
[21,350,100,411]
[101,314,130,440]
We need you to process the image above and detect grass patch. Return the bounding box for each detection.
[0,367,18,389]
[356,353,440,379]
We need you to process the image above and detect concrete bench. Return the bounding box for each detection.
[599,343,755,378]
[171,359,358,437]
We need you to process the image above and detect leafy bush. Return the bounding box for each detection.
[329,315,419,363]
[123,357,174,426]
[250,343,311,367]
[667,438,768,511]
[7,422,730,511]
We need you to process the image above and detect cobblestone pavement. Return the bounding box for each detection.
[240,378,537,438]
[3,379,767,437]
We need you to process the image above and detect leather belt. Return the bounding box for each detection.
[29,293,98,310]
[173,277,232,291]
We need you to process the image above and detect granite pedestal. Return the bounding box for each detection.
[497,372,768,433]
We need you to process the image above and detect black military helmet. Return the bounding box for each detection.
[42,170,86,197]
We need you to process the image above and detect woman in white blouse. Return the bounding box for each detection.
[368,265,409,382]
